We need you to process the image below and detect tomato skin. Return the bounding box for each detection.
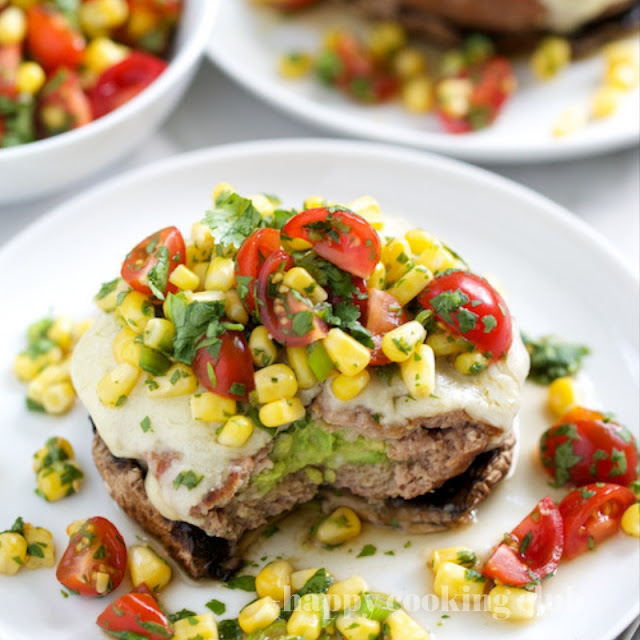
[121,226,186,298]
[192,330,255,401]
[283,208,381,279]
[26,6,85,72]
[89,51,167,118]
[540,416,639,488]
[257,249,329,347]
[97,589,173,640]
[417,271,512,360]
[559,483,636,560]
[365,288,406,366]
[483,497,564,587]
[56,517,127,597]
[0,43,20,98]
[37,69,92,137]
[236,228,281,313]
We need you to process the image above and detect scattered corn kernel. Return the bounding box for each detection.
[23,524,55,570]
[259,397,306,427]
[431,546,477,572]
[387,265,433,306]
[250,193,276,217]
[332,369,370,401]
[327,575,368,611]
[26,360,72,405]
[79,0,129,36]
[366,262,386,289]
[315,507,362,546]
[169,264,200,291]
[531,36,571,80]
[368,21,406,60]
[14,346,63,382]
[606,60,640,90]
[84,36,128,74]
[348,195,384,230]
[453,351,489,375]
[16,60,45,94]
[218,415,254,448]
[385,609,429,640]
[238,596,281,634]
[224,290,249,324]
[323,328,371,375]
[393,47,427,79]
[287,346,318,390]
[400,344,435,398]
[382,321,426,363]
[287,593,329,640]
[256,560,293,603]
[205,257,235,292]
[128,545,172,591]
[621,503,640,538]
[0,6,26,44]
[291,568,322,592]
[381,238,413,284]
[488,585,537,621]
[552,105,587,137]
[117,290,155,331]
[283,267,328,304]
[402,75,434,113]
[415,244,460,273]
[591,86,622,119]
[436,78,473,118]
[146,364,198,399]
[33,436,74,473]
[279,50,313,79]
[254,363,298,403]
[249,326,278,368]
[336,614,381,640]
[547,376,580,417]
[433,561,485,600]
[36,460,84,502]
[142,318,175,352]
[95,278,128,312]
[0,532,27,576]
[426,333,469,357]
[173,613,218,640]
[42,382,76,415]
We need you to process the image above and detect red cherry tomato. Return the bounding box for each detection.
[256,249,329,347]
[365,288,407,366]
[121,226,186,298]
[89,51,167,119]
[56,517,127,597]
[482,496,564,587]
[0,43,20,98]
[236,228,281,313]
[417,271,512,360]
[540,412,639,488]
[559,483,636,560]
[97,587,173,640]
[26,5,85,72]
[283,208,381,279]
[192,330,255,401]
[37,69,92,137]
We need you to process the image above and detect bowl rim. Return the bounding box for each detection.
[0,0,219,161]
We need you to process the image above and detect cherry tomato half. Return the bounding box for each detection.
[417,271,512,360]
[26,5,85,72]
[89,51,167,119]
[282,207,381,279]
[97,586,173,640]
[192,330,255,401]
[257,249,329,347]
[236,227,281,313]
[365,288,407,366]
[37,69,92,137]
[121,226,186,299]
[540,413,639,488]
[559,483,636,560]
[483,496,564,587]
[56,516,127,597]
[0,43,20,98]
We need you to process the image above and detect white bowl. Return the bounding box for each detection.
[0,0,218,205]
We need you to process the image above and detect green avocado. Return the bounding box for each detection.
[251,418,388,496]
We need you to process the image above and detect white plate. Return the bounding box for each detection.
[0,139,638,640]
[207,2,640,163]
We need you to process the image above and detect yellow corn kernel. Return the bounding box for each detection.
[552,105,587,137]
[72,318,93,345]
[426,333,468,357]
[315,507,362,546]
[146,364,198,399]
[256,560,294,603]
[415,245,460,274]
[190,392,236,423]
[36,460,84,502]
[0,532,27,576]
[250,193,276,217]
[26,360,72,404]
[33,436,74,473]
[143,318,175,352]
[169,264,200,291]
[279,50,313,79]
[433,562,485,600]
[621,503,640,537]
[205,257,235,292]
[327,576,368,611]
[97,362,141,406]
[393,47,427,79]
[42,382,76,415]
[381,238,412,284]
[283,267,328,304]
[173,613,219,640]
[336,614,380,640]
[128,545,172,591]
[79,0,129,36]
[591,86,622,119]
[112,326,137,364]
[23,524,55,570]
[547,376,579,418]
[16,60,45,95]
[436,77,473,118]
[531,36,571,80]
[603,40,639,67]
[118,291,155,331]
[249,326,278,368]
[0,6,25,44]
[224,290,249,324]
[431,546,477,572]
[212,181,234,203]
[385,609,429,640]
[287,593,329,640]
[191,261,210,288]
[367,262,386,290]
[400,344,435,398]
[387,265,433,306]
[84,36,128,74]
[332,369,370,401]
[287,346,318,390]
[402,75,434,114]
[303,195,327,209]
[95,278,129,312]
[188,290,226,305]
[190,221,215,262]
[259,397,305,428]
[238,596,281,634]
[14,346,63,382]
[291,568,323,592]
[254,363,298,403]
[323,328,371,375]
[347,195,384,230]
[453,351,489,375]
[218,415,254,447]
[368,21,406,61]
[606,60,640,90]
[405,229,437,255]
[382,321,427,363]
[488,585,537,621]
[45,316,73,352]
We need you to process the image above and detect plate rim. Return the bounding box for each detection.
[206,3,640,164]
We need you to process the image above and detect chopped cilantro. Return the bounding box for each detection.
[140,416,152,433]
[519,531,533,555]
[429,289,469,324]
[356,544,377,558]
[608,449,628,477]
[291,310,314,337]
[168,609,197,623]
[203,192,263,250]
[235,275,253,302]
[172,470,203,491]
[522,334,590,385]
[95,277,119,301]
[217,619,243,640]
[455,549,477,567]
[205,599,226,615]
[297,568,335,595]
[464,568,485,583]
[224,575,256,592]
[228,382,246,397]
[552,440,582,487]
[147,245,170,300]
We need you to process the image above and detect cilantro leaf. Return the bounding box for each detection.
[146,245,170,300]
[203,192,263,249]
[522,334,590,385]
[224,575,256,592]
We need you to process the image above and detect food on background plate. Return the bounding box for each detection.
[70,185,529,580]
[0,0,181,148]
[0,517,56,575]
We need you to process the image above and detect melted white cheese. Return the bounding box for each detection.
[540,0,624,32]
